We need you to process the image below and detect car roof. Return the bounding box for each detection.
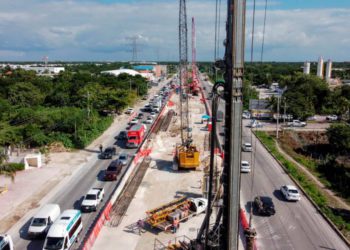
[244,142,252,146]
[258,196,274,204]
[119,152,127,157]
[285,185,298,190]
[87,189,100,195]
[241,160,249,164]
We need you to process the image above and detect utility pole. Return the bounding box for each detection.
[276,95,280,139]
[283,98,287,135]
[222,0,246,249]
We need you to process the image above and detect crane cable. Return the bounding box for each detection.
[249,0,268,228]
[248,0,257,228]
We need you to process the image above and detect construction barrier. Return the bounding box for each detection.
[81,89,173,250]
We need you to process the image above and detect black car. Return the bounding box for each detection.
[253,196,276,216]
[118,131,128,140]
[137,113,144,119]
[100,147,116,159]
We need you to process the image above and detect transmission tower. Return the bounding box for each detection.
[179,0,190,145]
[127,35,140,62]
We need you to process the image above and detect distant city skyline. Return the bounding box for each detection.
[0,0,349,62]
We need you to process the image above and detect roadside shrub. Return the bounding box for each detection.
[7,162,25,171]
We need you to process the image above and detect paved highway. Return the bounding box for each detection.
[200,75,348,250]
[11,79,171,250]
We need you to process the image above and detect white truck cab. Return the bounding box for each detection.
[81,188,105,212]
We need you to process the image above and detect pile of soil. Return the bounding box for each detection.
[48,142,69,153]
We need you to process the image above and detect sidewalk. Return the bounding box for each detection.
[0,83,164,234]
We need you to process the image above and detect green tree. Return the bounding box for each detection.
[8,82,45,107]
[326,124,350,155]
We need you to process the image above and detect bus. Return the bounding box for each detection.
[0,234,13,250]
[43,209,82,250]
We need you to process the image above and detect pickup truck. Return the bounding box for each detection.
[287,120,306,127]
[105,161,123,181]
[81,188,105,212]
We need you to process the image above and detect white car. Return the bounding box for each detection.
[287,120,306,127]
[129,118,138,125]
[241,161,251,173]
[242,112,251,119]
[248,120,263,128]
[125,108,134,114]
[144,117,153,124]
[326,115,338,121]
[150,112,156,117]
[242,142,252,152]
[81,188,105,212]
[280,185,301,201]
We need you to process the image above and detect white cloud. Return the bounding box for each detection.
[0,0,348,61]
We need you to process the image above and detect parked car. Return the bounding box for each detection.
[326,115,338,121]
[81,188,105,212]
[241,161,251,173]
[253,196,276,216]
[125,108,134,114]
[129,118,138,125]
[117,153,129,166]
[280,185,301,201]
[118,131,128,140]
[137,113,144,119]
[144,116,154,124]
[100,147,116,159]
[242,142,252,152]
[150,112,156,118]
[287,120,306,127]
[242,111,251,119]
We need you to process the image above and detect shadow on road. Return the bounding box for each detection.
[27,240,44,250]
[97,170,106,182]
[19,217,32,240]
[73,196,84,210]
[273,189,285,201]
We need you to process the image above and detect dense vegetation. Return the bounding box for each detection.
[0,67,148,149]
[199,62,350,120]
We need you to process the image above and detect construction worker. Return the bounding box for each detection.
[99,144,103,153]
[173,218,179,233]
[137,220,142,235]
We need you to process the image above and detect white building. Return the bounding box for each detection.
[325,59,332,80]
[303,61,310,75]
[101,69,155,81]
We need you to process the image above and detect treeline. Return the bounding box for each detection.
[0,67,148,149]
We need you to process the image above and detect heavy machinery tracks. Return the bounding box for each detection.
[107,157,152,227]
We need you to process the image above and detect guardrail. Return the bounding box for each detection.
[81,91,173,250]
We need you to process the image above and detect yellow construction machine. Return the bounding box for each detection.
[176,144,200,169]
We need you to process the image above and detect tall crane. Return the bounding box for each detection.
[190,17,199,95]
[177,0,200,169]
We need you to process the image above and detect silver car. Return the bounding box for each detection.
[117,153,129,166]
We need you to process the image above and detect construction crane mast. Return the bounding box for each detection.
[179,0,190,145]
[177,0,200,170]
[190,17,199,95]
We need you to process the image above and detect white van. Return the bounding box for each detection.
[0,234,13,250]
[28,204,61,238]
[43,210,83,250]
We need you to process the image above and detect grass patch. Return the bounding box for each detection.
[255,130,350,240]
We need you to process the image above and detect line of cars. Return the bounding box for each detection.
[240,141,301,217]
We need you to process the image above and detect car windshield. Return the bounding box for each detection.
[44,237,64,250]
[86,194,96,200]
[289,189,298,194]
[119,155,127,160]
[261,197,273,206]
[242,162,249,167]
[105,148,113,153]
[31,218,47,226]
[129,136,137,140]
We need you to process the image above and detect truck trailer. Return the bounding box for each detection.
[146,196,207,232]
[126,124,146,148]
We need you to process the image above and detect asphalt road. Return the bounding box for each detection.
[200,75,348,250]
[12,79,171,250]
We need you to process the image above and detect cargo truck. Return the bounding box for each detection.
[126,124,145,148]
[146,196,207,232]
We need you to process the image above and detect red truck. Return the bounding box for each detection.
[126,124,145,148]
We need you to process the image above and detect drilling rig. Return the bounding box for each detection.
[190,17,200,96]
[176,0,200,169]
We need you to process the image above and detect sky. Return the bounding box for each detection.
[0,0,349,62]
